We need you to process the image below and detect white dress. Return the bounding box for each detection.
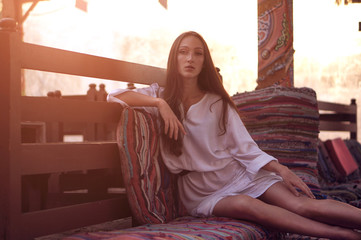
[108,83,282,217]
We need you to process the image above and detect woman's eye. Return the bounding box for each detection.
[195,51,203,56]
[179,49,187,54]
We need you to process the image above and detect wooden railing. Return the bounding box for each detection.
[0,18,166,240]
[318,99,357,140]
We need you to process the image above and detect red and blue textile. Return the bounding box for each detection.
[232,86,321,195]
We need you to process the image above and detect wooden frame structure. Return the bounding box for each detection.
[318,99,357,140]
[0,18,165,240]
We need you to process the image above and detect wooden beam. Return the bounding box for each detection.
[318,100,357,114]
[21,97,122,123]
[21,142,120,174]
[21,42,167,86]
[319,121,357,132]
[20,0,40,25]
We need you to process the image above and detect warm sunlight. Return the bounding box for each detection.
[294,0,361,65]
[22,0,257,96]
[293,0,361,103]
[21,0,361,126]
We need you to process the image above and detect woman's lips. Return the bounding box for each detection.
[185,66,195,70]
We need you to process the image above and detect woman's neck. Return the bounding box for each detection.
[182,78,203,100]
[181,78,205,114]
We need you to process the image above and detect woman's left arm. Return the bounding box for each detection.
[262,160,315,199]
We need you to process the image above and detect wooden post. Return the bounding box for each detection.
[96,84,107,140]
[85,84,96,141]
[0,18,23,240]
[351,98,357,140]
[1,1,17,20]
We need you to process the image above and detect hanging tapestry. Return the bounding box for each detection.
[257,0,294,89]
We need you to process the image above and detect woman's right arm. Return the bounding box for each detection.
[113,91,186,140]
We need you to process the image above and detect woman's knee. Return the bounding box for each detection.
[213,195,266,220]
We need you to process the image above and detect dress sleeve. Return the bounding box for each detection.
[226,107,277,177]
[107,83,161,116]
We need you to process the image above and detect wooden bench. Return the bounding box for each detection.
[0,18,165,240]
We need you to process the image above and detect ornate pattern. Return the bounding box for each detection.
[258,13,272,48]
[116,108,184,225]
[65,216,282,240]
[275,13,290,51]
[257,0,294,89]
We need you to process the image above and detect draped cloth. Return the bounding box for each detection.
[257,0,294,89]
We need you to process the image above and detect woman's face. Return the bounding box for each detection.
[177,35,205,81]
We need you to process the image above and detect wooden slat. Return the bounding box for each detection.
[319,113,356,122]
[319,121,357,132]
[20,197,131,240]
[21,142,120,175]
[21,42,166,86]
[21,96,122,123]
[318,100,357,114]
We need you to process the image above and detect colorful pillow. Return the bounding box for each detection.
[324,138,359,177]
[317,140,342,183]
[232,86,321,193]
[116,107,183,225]
[64,216,283,240]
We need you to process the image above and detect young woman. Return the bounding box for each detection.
[108,31,361,240]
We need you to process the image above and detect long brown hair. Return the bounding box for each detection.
[162,31,240,156]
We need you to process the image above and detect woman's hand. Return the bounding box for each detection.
[278,165,315,199]
[156,98,186,140]
[263,161,315,199]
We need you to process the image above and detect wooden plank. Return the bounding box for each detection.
[0,29,24,240]
[319,113,356,122]
[21,142,120,175]
[319,121,357,132]
[318,101,356,114]
[0,29,13,240]
[21,42,166,86]
[19,197,131,240]
[21,97,122,123]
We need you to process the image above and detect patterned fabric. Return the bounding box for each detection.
[317,140,343,183]
[116,107,183,225]
[258,0,294,89]
[64,216,283,240]
[232,86,321,194]
[65,88,361,240]
[345,139,361,176]
[111,107,280,239]
[318,139,361,207]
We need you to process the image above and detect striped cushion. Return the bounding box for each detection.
[111,107,280,239]
[116,107,182,225]
[232,86,321,193]
[64,216,283,240]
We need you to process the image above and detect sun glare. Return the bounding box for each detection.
[21,0,361,104]
[22,0,257,96]
[294,0,361,65]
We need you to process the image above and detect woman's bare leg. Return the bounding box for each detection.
[213,193,361,240]
[259,182,361,229]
